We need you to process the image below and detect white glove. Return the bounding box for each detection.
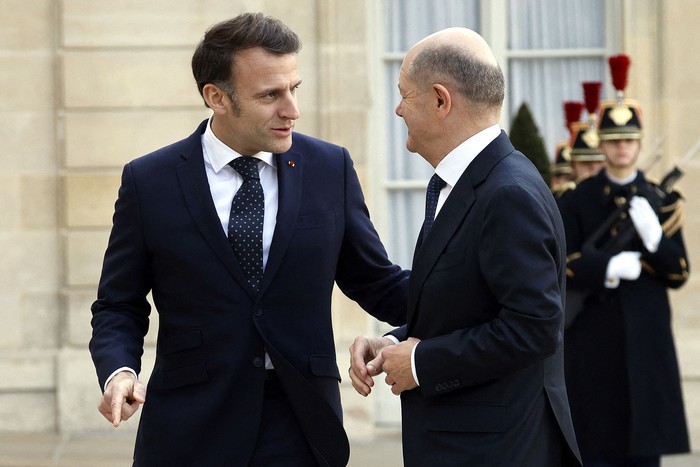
[605,251,642,288]
[629,196,663,253]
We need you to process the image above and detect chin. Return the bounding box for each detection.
[273,142,293,154]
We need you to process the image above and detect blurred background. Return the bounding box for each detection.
[1,0,699,464]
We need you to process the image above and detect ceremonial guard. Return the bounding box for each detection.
[559,55,690,466]
[551,101,582,197]
[568,82,606,183]
[550,140,574,196]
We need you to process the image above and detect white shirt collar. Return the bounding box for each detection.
[202,117,275,172]
[435,124,501,187]
[605,169,638,185]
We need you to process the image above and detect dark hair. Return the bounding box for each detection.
[191,12,301,105]
[410,43,504,112]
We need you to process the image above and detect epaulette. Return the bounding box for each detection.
[553,181,577,198]
[661,196,684,236]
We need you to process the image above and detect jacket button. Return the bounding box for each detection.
[254,309,263,317]
[253,357,264,368]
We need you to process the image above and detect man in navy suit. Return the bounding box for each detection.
[349,28,582,466]
[90,13,407,466]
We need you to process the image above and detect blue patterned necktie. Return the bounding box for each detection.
[228,157,264,292]
[422,173,446,241]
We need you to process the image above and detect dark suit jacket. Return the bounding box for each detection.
[89,120,408,467]
[392,132,581,466]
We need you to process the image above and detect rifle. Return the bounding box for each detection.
[579,166,683,255]
[564,138,699,328]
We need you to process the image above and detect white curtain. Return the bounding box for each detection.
[508,0,607,151]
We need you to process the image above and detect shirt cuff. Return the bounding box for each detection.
[410,342,420,386]
[384,335,400,345]
[104,367,138,392]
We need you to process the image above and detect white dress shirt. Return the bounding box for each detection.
[201,117,278,268]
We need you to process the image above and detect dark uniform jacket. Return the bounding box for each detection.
[559,169,690,460]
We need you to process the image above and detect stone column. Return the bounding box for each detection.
[0,0,60,432]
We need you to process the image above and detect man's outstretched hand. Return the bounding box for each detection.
[98,371,146,427]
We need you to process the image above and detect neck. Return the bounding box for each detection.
[606,168,638,184]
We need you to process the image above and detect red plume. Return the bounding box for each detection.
[563,101,584,131]
[582,81,602,116]
[608,54,631,92]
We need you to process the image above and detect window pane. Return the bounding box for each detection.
[386,191,425,267]
[384,0,479,52]
[509,57,605,151]
[509,0,606,49]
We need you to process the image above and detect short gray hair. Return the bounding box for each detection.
[409,43,504,111]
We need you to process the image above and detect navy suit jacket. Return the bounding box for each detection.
[90,120,408,466]
[392,133,581,466]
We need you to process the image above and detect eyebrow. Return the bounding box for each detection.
[260,80,303,95]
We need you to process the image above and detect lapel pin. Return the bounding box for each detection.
[288,161,296,167]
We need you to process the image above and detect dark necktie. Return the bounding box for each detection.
[422,173,446,241]
[228,157,264,292]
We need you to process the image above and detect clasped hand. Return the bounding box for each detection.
[348,336,420,396]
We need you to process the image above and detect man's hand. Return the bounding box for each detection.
[348,336,395,397]
[98,371,146,427]
[382,337,420,395]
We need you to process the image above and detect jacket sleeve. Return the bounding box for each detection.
[640,191,689,289]
[89,162,152,391]
[333,149,409,327]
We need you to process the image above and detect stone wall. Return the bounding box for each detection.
[657,0,700,450]
[0,0,60,431]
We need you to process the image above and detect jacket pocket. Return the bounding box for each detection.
[308,355,341,381]
[160,328,202,355]
[295,211,336,230]
[424,402,506,433]
[158,329,207,389]
[160,360,208,389]
[433,253,466,272]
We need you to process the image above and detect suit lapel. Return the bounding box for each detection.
[408,177,475,322]
[407,132,514,323]
[258,148,304,295]
[176,127,307,298]
[175,121,250,289]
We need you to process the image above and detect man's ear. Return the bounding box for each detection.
[202,83,228,114]
[432,83,452,119]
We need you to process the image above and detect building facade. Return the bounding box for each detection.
[1,0,698,450]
